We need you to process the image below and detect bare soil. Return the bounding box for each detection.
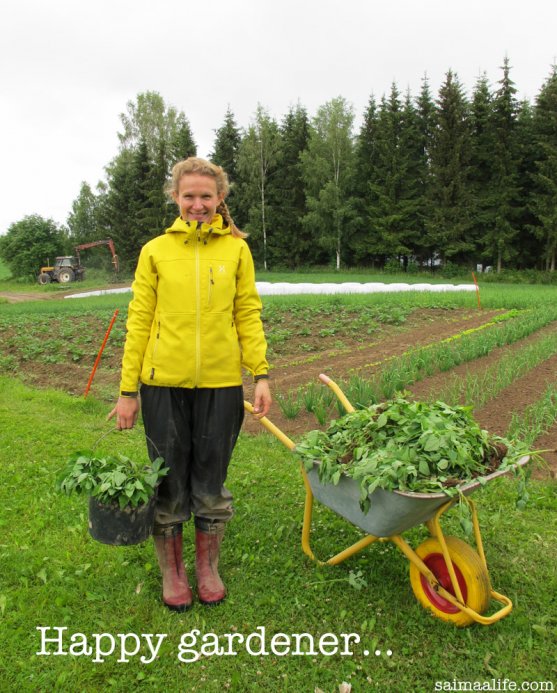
[0,282,132,304]
[0,291,62,303]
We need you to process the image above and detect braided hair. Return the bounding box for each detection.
[167,157,247,239]
[216,199,246,238]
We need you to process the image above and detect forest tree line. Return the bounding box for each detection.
[2,60,557,278]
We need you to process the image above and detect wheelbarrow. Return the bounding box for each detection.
[244,374,529,627]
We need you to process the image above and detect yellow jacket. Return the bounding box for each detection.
[119,215,268,392]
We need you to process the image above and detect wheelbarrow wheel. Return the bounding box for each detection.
[409,536,490,627]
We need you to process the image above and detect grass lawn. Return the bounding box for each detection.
[1,377,556,691]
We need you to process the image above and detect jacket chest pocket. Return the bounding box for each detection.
[207,262,236,311]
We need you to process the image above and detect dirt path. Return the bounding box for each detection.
[0,283,132,304]
[0,291,59,303]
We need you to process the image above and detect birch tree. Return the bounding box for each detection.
[237,105,281,269]
[301,97,355,270]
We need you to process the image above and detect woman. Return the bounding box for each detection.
[109,157,271,611]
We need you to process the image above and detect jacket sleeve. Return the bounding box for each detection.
[119,244,158,393]
[234,240,269,378]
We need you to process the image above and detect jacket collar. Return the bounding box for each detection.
[165,214,230,239]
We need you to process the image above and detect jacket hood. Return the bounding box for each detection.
[165,214,231,238]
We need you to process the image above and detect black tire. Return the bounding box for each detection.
[57,268,75,283]
[38,272,52,285]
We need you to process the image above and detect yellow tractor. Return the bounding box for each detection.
[38,239,119,285]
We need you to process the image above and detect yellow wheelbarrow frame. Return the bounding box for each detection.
[245,374,528,627]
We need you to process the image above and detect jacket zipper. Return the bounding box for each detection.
[195,227,201,384]
[150,321,161,379]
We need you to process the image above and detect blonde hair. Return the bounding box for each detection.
[167,157,246,238]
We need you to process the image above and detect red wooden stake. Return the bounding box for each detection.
[471,272,481,310]
[84,308,119,398]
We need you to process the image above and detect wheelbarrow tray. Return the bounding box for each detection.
[306,455,529,537]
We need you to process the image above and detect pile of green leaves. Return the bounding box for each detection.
[56,452,168,509]
[294,397,526,512]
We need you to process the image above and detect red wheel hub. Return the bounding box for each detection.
[420,552,468,614]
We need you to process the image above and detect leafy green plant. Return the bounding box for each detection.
[56,452,168,509]
[294,397,529,512]
[0,354,18,372]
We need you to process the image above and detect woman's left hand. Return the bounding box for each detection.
[252,379,272,419]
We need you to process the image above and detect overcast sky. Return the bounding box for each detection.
[1,0,556,234]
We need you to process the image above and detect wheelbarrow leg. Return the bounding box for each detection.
[300,464,378,565]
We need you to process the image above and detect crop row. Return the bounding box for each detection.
[274,305,557,425]
[0,303,416,372]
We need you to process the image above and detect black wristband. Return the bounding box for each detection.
[120,390,138,398]
[254,374,269,382]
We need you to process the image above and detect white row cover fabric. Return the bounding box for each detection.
[255,282,476,295]
[65,282,476,300]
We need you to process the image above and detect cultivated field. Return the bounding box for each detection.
[1,285,556,475]
[1,279,556,691]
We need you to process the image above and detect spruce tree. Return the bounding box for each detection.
[515,100,542,267]
[210,107,242,223]
[367,85,409,265]
[96,149,138,272]
[350,94,379,265]
[530,66,557,270]
[399,89,426,266]
[468,73,496,269]
[355,86,423,269]
[485,58,521,271]
[414,76,436,265]
[135,138,173,243]
[427,70,473,266]
[211,107,241,179]
[269,104,311,267]
[169,114,197,162]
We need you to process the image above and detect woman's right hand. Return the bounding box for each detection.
[107,396,140,430]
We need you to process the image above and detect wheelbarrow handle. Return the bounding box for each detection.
[319,373,355,413]
[243,374,354,451]
[243,401,296,451]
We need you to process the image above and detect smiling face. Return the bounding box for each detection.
[173,173,223,224]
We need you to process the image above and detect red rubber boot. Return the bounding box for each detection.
[153,525,193,611]
[195,524,226,605]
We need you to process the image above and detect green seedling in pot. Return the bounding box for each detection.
[56,452,168,510]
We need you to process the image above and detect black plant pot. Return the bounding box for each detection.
[88,496,156,545]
